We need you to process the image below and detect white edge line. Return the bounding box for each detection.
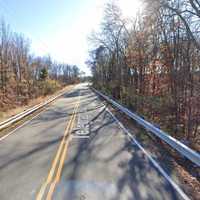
[0,87,78,142]
[105,107,190,200]
[0,107,49,142]
[92,88,190,199]
[72,135,90,139]
[0,87,75,130]
[93,88,200,167]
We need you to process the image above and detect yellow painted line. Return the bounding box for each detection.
[46,103,79,183]
[36,98,80,200]
[46,139,70,200]
[36,110,75,200]
[46,100,79,200]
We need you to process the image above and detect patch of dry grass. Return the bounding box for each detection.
[0,84,74,123]
[107,103,200,200]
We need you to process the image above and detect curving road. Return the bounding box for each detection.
[0,84,188,200]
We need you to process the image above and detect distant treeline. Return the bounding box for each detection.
[88,0,200,147]
[0,20,80,111]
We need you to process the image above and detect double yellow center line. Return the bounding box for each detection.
[36,97,80,200]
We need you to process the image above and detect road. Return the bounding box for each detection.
[0,84,188,200]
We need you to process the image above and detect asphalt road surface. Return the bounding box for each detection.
[0,84,188,200]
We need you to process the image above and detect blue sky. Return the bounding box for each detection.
[0,0,141,75]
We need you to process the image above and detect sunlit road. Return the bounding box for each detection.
[0,84,185,200]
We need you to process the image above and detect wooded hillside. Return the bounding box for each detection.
[88,0,200,148]
[0,20,80,113]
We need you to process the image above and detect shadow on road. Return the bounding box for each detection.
[0,86,183,200]
[57,89,182,200]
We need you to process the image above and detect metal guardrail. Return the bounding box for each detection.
[93,88,200,166]
[0,88,72,131]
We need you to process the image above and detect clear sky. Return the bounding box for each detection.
[0,0,141,75]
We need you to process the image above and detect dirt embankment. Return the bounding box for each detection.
[0,84,74,123]
[107,103,200,200]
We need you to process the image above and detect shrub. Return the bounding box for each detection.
[42,80,61,96]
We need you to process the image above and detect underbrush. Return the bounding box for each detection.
[38,80,62,96]
[0,79,63,113]
[95,84,200,151]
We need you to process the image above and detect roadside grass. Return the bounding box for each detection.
[106,103,200,200]
[0,107,45,139]
[0,112,3,121]
[0,84,74,138]
[0,84,74,123]
[0,96,46,123]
